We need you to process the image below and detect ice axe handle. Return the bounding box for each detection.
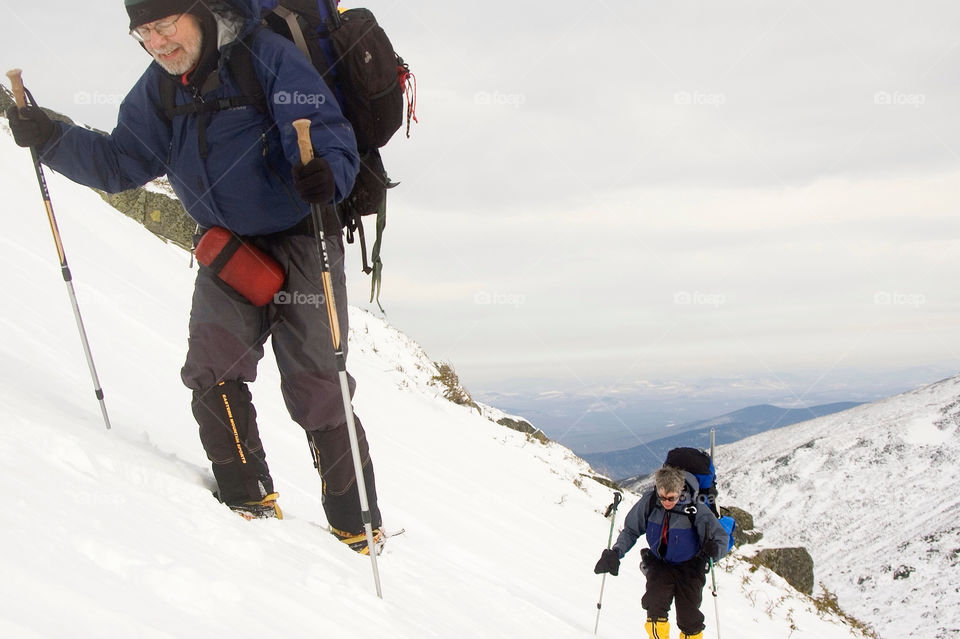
[292,118,313,164]
[6,69,27,109]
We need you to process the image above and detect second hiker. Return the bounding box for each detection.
[594,464,729,639]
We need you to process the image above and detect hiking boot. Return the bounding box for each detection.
[229,492,283,520]
[680,632,703,639]
[331,526,384,555]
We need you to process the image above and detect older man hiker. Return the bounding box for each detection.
[7,0,383,554]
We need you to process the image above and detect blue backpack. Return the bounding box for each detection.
[664,447,718,515]
[658,447,736,552]
[160,0,415,307]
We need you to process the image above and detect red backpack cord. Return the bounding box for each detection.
[399,62,417,137]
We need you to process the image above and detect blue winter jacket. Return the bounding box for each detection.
[613,472,730,565]
[36,0,358,237]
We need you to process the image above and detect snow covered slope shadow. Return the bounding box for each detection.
[716,376,960,639]
[0,128,868,638]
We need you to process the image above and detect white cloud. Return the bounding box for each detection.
[8,0,960,392]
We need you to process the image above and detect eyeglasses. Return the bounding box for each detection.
[130,14,184,42]
[657,492,680,503]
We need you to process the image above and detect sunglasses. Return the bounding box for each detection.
[657,492,680,503]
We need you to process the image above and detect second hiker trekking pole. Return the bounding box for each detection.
[6,69,111,431]
[708,429,722,638]
[594,490,622,634]
[293,118,382,598]
[709,557,722,639]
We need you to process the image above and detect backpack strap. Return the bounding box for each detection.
[225,31,268,115]
[645,490,700,529]
[273,5,311,59]
[367,200,385,312]
[158,75,179,123]
[158,29,268,125]
[644,492,657,521]
[264,7,335,84]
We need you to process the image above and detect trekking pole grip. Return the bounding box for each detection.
[6,69,27,108]
[292,118,314,164]
[290,118,342,350]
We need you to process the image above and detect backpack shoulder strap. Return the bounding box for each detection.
[645,487,699,529]
[644,491,658,521]
[226,30,268,115]
[158,75,179,123]
[272,5,311,58]
[264,7,334,81]
[156,34,267,122]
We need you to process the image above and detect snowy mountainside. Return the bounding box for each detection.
[716,375,960,639]
[1,126,868,638]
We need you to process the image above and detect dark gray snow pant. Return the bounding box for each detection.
[181,231,380,532]
[641,555,708,635]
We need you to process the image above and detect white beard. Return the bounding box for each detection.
[148,27,203,76]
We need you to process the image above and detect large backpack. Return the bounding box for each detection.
[664,447,719,517]
[646,447,736,553]
[161,0,415,308]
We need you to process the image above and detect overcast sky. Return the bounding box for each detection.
[3,0,960,397]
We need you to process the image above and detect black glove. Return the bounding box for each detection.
[6,105,59,149]
[292,157,336,204]
[700,539,719,559]
[594,548,620,576]
[639,547,653,576]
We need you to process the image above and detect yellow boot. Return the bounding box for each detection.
[645,617,670,639]
[680,632,703,639]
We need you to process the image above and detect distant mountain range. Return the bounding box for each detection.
[716,375,960,639]
[581,402,862,481]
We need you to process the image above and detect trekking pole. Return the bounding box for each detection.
[594,490,622,634]
[6,69,111,431]
[709,558,722,639]
[708,428,722,638]
[293,119,382,598]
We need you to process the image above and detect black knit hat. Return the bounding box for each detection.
[125,0,206,30]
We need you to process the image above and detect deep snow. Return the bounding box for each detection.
[0,125,869,638]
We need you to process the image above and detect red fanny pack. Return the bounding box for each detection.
[194,227,285,306]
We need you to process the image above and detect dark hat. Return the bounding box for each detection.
[125,0,207,30]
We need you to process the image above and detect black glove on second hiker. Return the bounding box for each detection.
[639,547,653,576]
[594,548,620,576]
[292,157,336,204]
[700,539,720,559]
[6,105,59,149]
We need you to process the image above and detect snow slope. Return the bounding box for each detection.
[0,127,866,638]
[717,376,960,639]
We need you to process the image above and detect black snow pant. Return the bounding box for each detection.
[181,229,381,533]
[641,555,708,636]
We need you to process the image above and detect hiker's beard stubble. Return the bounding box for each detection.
[147,27,204,76]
